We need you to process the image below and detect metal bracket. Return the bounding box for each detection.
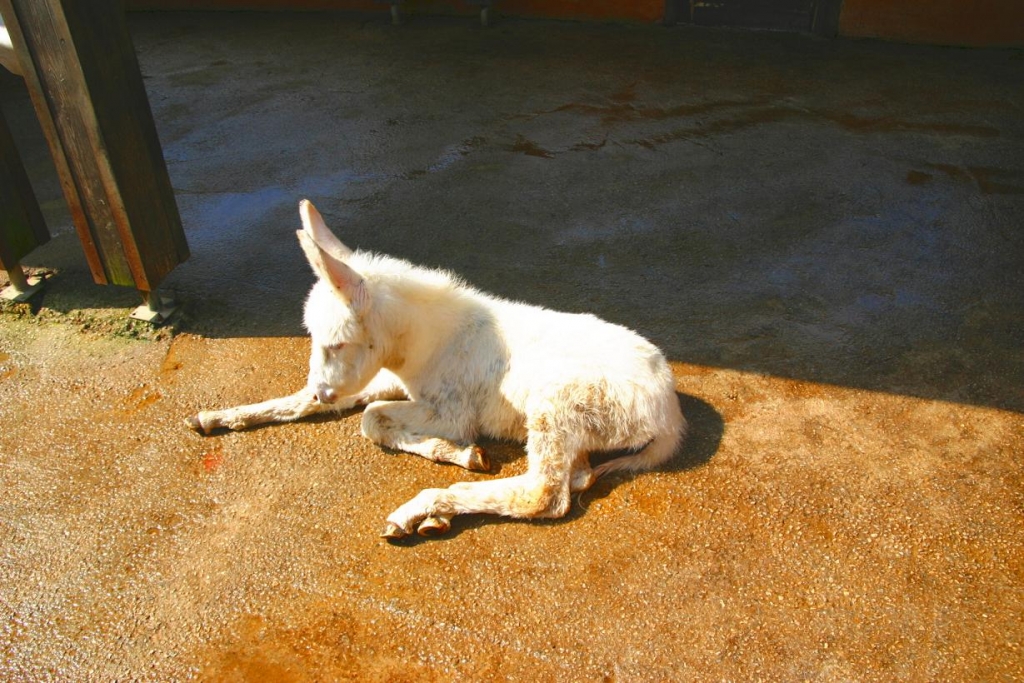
[129,291,179,325]
[1,265,45,302]
[467,0,494,26]
[377,0,404,25]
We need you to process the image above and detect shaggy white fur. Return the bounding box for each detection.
[188,200,686,539]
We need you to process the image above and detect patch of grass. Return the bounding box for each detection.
[1,269,184,342]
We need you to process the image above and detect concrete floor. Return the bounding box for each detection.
[2,11,1023,681]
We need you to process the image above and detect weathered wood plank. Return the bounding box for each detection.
[0,105,49,271]
[0,0,102,283]
[812,0,843,37]
[0,0,188,292]
[663,0,681,26]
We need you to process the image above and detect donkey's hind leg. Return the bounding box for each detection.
[382,425,576,539]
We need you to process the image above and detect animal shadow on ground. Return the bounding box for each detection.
[390,392,723,544]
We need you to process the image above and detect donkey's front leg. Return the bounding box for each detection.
[187,369,408,434]
[361,400,489,472]
[185,386,336,434]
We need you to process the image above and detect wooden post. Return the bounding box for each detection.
[0,0,188,294]
[0,104,48,299]
[663,0,681,26]
[812,0,844,37]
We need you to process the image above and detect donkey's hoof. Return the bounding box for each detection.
[417,516,451,537]
[381,522,409,540]
[184,414,208,434]
[467,445,490,472]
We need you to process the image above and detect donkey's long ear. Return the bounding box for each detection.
[299,199,353,261]
[296,201,369,310]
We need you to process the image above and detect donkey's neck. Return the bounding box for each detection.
[371,267,479,382]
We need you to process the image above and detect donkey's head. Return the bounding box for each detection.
[298,200,381,405]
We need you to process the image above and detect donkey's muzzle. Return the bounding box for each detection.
[315,385,339,404]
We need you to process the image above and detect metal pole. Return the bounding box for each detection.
[0,261,44,301]
[5,263,29,292]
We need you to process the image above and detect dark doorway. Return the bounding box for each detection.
[666,0,843,37]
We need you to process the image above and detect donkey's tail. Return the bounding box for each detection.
[592,409,687,480]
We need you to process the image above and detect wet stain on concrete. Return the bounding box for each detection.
[609,80,638,104]
[515,96,1002,157]
[570,137,608,152]
[529,97,765,126]
[201,607,439,682]
[824,111,1000,137]
[0,351,14,381]
[906,163,1024,195]
[561,96,998,134]
[403,136,489,179]
[967,166,1024,195]
[905,169,933,185]
[123,384,162,413]
[921,161,973,181]
[508,134,555,159]
[160,340,185,375]
[625,105,1002,149]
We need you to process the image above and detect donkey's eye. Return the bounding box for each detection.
[327,342,346,352]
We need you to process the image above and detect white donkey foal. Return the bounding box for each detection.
[187,200,686,539]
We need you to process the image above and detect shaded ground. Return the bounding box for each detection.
[2,12,1022,681]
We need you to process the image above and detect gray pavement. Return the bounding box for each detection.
[1,12,1022,681]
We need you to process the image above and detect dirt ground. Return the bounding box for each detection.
[1,12,1023,681]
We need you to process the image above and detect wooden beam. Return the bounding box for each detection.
[663,0,680,26]
[0,0,188,292]
[813,0,843,37]
[0,104,49,273]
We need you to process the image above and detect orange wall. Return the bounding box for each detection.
[126,1,1024,46]
[840,0,1024,46]
[126,0,664,23]
[499,0,661,23]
